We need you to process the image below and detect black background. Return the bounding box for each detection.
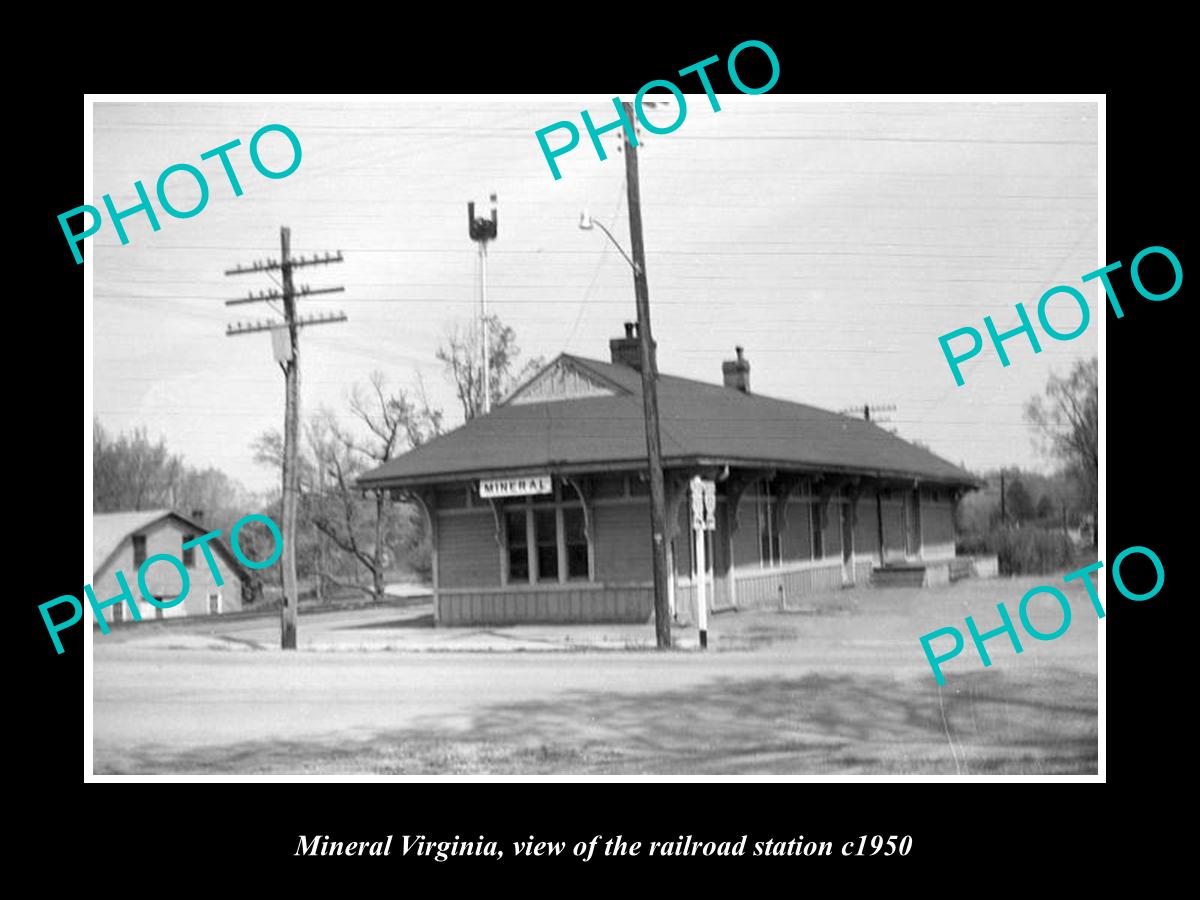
[19,21,1186,888]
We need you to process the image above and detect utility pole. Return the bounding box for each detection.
[225,227,347,649]
[468,196,498,415]
[621,100,671,650]
[999,469,1007,526]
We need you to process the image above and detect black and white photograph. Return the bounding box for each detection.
[82,94,1102,778]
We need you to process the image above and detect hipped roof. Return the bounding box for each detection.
[359,355,979,489]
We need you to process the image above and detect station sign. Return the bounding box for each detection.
[479,475,552,499]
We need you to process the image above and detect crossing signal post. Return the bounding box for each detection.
[225,226,346,649]
[690,476,717,650]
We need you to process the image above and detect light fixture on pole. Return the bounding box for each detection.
[578,211,641,275]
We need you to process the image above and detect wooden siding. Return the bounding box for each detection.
[823,504,843,557]
[437,509,500,588]
[922,500,955,559]
[671,499,691,577]
[781,499,813,562]
[438,584,653,625]
[731,503,760,569]
[506,357,619,405]
[881,499,907,561]
[593,500,652,582]
[425,475,961,628]
[854,497,880,556]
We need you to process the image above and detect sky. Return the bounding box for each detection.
[90,98,1098,494]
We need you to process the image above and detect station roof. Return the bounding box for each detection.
[358,354,979,490]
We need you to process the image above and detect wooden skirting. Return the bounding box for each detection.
[438,584,654,626]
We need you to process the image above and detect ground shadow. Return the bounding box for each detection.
[102,666,1097,776]
[339,613,436,630]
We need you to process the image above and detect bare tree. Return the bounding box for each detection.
[284,374,443,603]
[436,313,545,420]
[303,411,376,598]
[347,372,442,600]
[1024,356,1098,544]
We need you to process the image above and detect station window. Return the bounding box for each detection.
[182,533,195,568]
[503,490,592,584]
[506,510,529,582]
[811,504,824,558]
[535,509,558,581]
[563,507,589,579]
[758,483,782,567]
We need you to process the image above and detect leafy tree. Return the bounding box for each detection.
[1025,357,1098,544]
[93,422,251,534]
[1005,475,1036,524]
[436,313,545,420]
[94,422,181,511]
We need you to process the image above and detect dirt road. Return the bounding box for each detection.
[92,574,1100,775]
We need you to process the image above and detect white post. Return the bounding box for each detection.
[691,476,709,650]
[696,520,708,649]
[667,542,676,619]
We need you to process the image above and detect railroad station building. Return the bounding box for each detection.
[359,325,981,626]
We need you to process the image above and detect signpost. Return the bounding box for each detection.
[690,476,717,649]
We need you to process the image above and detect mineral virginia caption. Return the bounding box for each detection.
[296,833,913,860]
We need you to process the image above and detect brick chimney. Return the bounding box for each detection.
[722,346,750,393]
[609,322,643,370]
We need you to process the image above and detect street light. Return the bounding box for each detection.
[578,210,641,275]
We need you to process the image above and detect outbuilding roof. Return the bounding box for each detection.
[93,509,250,581]
[358,354,979,489]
